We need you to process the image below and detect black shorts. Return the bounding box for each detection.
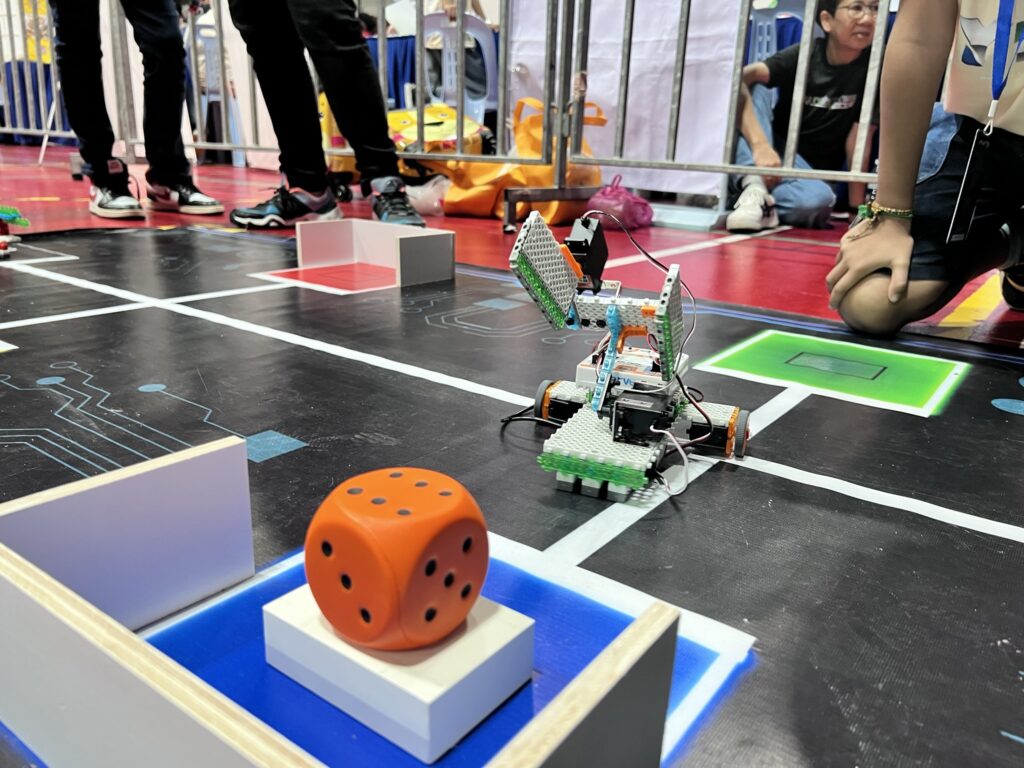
[910,116,1024,281]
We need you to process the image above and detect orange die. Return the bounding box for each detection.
[304,468,489,651]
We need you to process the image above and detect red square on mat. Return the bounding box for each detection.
[267,263,397,292]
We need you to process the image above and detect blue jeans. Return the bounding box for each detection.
[733,85,836,228]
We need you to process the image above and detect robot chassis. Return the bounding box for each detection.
[508,211,750,502]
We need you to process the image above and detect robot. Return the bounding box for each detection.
[0,207,29,259]
[508,211,750,502]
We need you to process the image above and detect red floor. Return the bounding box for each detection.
[2,144,1021,346]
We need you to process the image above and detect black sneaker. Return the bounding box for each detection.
[229,187,341,228]
[147,175,224,215]
[1002,266,1024,310]
[89,161,145,220]
[369,176,425,227]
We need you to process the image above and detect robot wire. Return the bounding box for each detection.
[582,209,700,349]
[656,384,714,490]
[651,426,690,496]
[499,404,563,430]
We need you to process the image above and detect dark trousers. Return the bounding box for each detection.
[227,0,399,191]
[50,0,191,185]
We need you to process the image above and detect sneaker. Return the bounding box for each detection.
[147,176,224,215]
[726,184,778,233]
[369,176,425,227]
[1002,266,1024,310]
[89,181,145,220]
[228,186,340,228]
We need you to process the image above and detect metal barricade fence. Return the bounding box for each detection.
[1,0,884,224]
[0,0,75,151]
[114,0,560,170]
[563,0,887,214]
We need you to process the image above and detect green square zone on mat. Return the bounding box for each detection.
[696,330,968,416]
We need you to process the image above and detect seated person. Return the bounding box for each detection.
[423,0,491,104]
[728,0,880,232]
[828,0,1024,335]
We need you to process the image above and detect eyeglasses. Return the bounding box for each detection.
[836,3,881,19]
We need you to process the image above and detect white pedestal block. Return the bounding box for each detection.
[263,585,534,763]
[296,219,455,287]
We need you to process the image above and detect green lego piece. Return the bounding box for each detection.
[511,252,567,329]
[537,453,649,489]
[0,206,29,228]
[660,312,676,379]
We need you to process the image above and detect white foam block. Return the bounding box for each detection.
[264,586,534,763]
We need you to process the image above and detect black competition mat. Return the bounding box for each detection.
[1,228,1023,767]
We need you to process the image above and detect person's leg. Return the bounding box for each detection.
[425,49,444,101]
[770,154,836,228]
[283,0,400,181]
[425,43,487,101]
[732,84,776,185]
[119,0,191,183]
[838,120,1019,334]
[464,45,487,101]
[227,0,330,191]
[223,0,337,227]
[735,88,835,228]
[283,0,422,224]
[50,1,145,217]
[49,0,117,182]
[118,0,222,213]
[727,84,782,232]
[837,257,996,337]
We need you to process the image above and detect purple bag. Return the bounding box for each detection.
[587,175,654,230]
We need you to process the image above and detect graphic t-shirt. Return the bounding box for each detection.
[947,0,1024,135]
[764,39,876,171]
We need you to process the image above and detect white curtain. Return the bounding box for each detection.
[509,0,743,195]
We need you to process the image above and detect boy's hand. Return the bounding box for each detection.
[751,142,782,188]
[827,217,914,309]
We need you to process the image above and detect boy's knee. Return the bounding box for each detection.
[835,277,905,335]
[839,302,905,336]
[777,182,835,228]
[836,275,950,336]
[807,182,837,211]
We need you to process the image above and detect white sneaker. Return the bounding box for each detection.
[146,177,224,215]
[726,185,779,233]
[89,183,145,219]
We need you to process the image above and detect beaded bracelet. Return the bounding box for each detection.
[849,200,913,238]
[863,201,914,220]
